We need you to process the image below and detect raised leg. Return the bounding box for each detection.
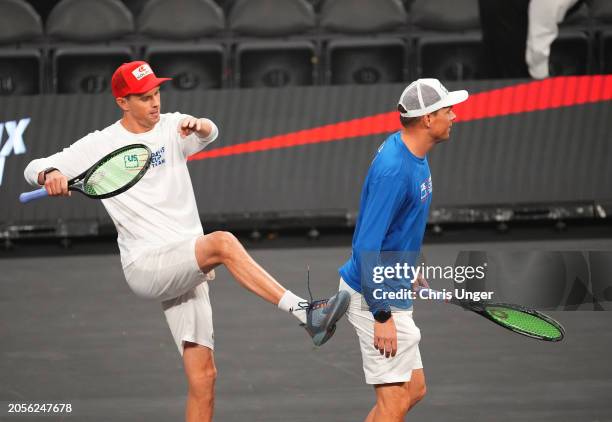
[194,231,286,305]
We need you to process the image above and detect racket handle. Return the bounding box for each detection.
[19,188,49,203]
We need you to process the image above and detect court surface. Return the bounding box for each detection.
[1,237,611,421]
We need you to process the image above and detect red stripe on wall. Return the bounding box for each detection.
[189,76,612,161]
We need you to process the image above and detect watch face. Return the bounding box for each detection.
[375,311,391,323]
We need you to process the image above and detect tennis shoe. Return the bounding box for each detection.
[299,290,350,346]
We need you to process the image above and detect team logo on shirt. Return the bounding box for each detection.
[150,146,166,168]
[420,176,433,202]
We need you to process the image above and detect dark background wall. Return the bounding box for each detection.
[1,78,611,231]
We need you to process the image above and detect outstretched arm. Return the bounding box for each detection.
[23,133,100,193]
[177,115,218,157]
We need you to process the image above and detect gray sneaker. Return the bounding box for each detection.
[301,290,350,346]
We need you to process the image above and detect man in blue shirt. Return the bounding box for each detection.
[339,79,468,422]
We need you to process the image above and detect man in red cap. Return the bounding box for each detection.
[23,61,349,422]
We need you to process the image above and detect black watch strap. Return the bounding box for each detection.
[374,310,392,323]
[42,167,58,181]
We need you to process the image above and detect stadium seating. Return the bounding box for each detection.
[320,0,408,85]
[549,1,592,76]
[122,0,149,17]
[46,0,135,94]
[601,30,612,73]
[229,0,318,88]
[410,0,486,80]
[592,0,612,73]
[549,30,590,76]
[138,0,226,90]
[0,0,43,95]
[0,0,606,95]
[591,0,612,30]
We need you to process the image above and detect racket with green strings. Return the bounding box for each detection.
[19,144,151,203]
[420,288,565,342]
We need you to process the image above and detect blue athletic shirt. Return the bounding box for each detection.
[339,131,432,314]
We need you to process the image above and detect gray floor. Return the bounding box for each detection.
[1,238,612,421]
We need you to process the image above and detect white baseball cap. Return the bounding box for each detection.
[398,78,469,117]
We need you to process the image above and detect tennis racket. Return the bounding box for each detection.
[419,288,565,342]
[19,144,151,203]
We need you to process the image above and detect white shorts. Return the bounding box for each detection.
[123,236,215,355]
[339,278,423,385]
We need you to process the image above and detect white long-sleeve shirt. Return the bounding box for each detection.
[24,112,218,267]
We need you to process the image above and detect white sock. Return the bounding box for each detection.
[278,290,307,324]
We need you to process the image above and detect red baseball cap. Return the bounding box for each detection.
[111,61,171,98]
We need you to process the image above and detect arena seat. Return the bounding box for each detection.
[138,0,226,90]
[591,0,612,73]
[213,0,236,15]
[121,0,150,17]
[46,0,135,94]
[235,41,316,87]
[601,30,612,73]
[549,1,592,76]
[319,0,408,85]
[410,0,486,81]
[0,0,43,95]
[549,30,590,76]
[320,0,407,33]
[591,0,612,30]
[417,33,486,80]
[229,0,317,88]
[229,0,315,36]
[410,0,480,32]
[325,38,406,85]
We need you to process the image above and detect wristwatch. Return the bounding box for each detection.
[42,167,58,181]
[374,310,392,323]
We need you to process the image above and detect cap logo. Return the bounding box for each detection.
[132,64,153,80]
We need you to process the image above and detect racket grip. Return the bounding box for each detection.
[19,188,49,203]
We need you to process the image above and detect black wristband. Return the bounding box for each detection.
[374,310,392,323]
[42,167,58,181]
